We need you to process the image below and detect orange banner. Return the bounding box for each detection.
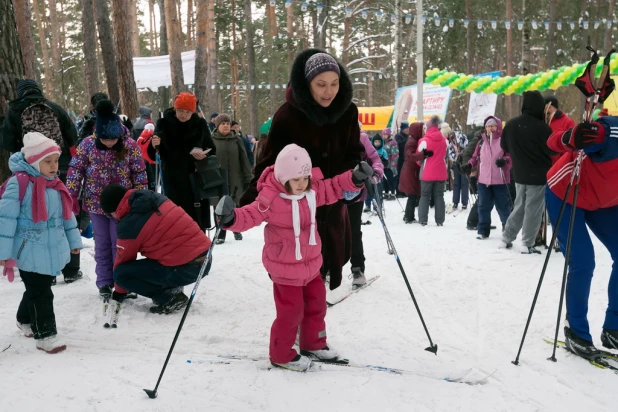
[358,106,394,131]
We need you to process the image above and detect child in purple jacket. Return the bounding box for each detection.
[66,100,147,297]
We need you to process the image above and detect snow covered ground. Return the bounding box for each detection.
[0,197,616,412]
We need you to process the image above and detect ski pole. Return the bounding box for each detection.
[512,152,583,366]
[144,229,220,399]
[499,167,514,210]
[365,179,438,355]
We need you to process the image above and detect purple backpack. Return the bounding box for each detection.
[0,172,29,204]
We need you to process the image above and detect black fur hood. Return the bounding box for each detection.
[287,49,354,126]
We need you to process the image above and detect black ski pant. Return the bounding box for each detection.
[404,194,420,221]
[16,271,57,339]
[347,201,365,272]
[383,169,395,195]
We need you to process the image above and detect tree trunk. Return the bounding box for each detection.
[343,12,350,65]
[243,0,259,137]
[605,0,616,53]
[81,0,100,97]
[286,0,295,65]
[157,0,170,109]
[164,0,185,97]
[206,0,218,111]
[194,0,208,105]
[547,0,558,70]
[128,0,140,57]
[187,0,194,48]
[522,18,530,75]
[48,0,62,101]
[111,0,139,117]
[13,0,38,79]
[506,0,514,117]
[394,0,403,88]
[266,0,277,115]
[32,0,52,96]
[311,4,318,47]
[94,0,120,104]
[231,0,240,117]
[149,0,155,53]
[465,0,474,75]
[0,0,25,180]
[316,0,329,49]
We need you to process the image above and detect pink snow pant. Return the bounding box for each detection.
[269,274,328,364]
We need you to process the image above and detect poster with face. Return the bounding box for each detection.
[391,84,452,132]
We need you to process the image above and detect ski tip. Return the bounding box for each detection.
[425,344,438,355]
[143,389,158,399]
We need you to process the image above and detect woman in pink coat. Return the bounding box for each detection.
[416,116,448,226]
[215,144,372,372]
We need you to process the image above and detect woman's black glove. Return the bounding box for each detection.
[351,161,374,187]
[215,196,236,226]
[495,157,507,167]
[423,149,434,158]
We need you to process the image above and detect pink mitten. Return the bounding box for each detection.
[2,259,16,283]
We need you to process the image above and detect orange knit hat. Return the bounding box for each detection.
[174,92,197,112]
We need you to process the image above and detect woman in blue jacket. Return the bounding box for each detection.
[0,133,82,354]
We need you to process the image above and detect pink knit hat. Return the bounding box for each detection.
[274,144,312,185]
[21,132,61,172]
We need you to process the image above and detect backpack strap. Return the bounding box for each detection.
[14,172,30,203]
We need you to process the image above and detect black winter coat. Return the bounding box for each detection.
[240,48,364,290]
[395,132,409,173]
[501,91,555,186]
[0,92,77,171]
[148,108,216,229]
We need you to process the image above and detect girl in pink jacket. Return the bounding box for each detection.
[215,144,372,372]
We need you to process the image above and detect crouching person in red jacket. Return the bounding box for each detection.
[100,184,212,314]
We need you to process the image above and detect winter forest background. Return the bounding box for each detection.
[1,0,617,144]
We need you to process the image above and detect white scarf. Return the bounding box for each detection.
[279,190,317,260]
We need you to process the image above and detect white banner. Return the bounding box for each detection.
[391,83,452,130]
[133,50,196,89]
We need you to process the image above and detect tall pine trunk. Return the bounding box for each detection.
[316,0,329,49]
[605,0,616,52]
[343,11,350,65]
[164,0,185,97]
[194,0,208,105]
[465,0,474,75]
[547,0,557,69]
[286,0,295,65]
[94,0,120,104]
[187,0,194,48]
[128,0,140,57]
[157,0,170,109]
[32,0,52,96]
[0,0,25,180]
[506,0,514,118]
[244,0,259,137]
[149,0,155,53]
[394,0,402,88]
[81,0,100,97]
[266,0,277,115]
[111,0,139,117]
[48,0,62,101]
[206,0,218,112]
[13,0,38,80]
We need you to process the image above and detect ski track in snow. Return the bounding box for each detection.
[0,196,615,411]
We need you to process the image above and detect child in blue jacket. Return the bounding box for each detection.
[0,132,82,354]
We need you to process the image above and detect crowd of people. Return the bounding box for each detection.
[0,48,617,371]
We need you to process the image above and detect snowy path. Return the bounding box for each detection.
[0,198,615,411]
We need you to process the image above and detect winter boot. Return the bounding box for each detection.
[214,238,225,245]
[64,271,83,284]
[564,325,601,360]
[301,345,341,362]
[499,240,513,249]
[99,285,113,299]
[477,234,489,240]
[601,329,618,350]
[234,232,243,241]
[351,267,366,288]
[36,335,66,354]
[150,291,189,314]
[462,204,468,210]
[271,354,313,372]
[521,245,542,255]
[363,206,371,213]
[16,321,33,338]
[51,277,56,286]
[466,225,477,231]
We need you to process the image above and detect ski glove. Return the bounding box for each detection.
[495,157,507,167]
[215,195,236,226]
[461,163,473,175]
[352,161,374,187]
[423,149,434,158]
[561,122,605,150]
